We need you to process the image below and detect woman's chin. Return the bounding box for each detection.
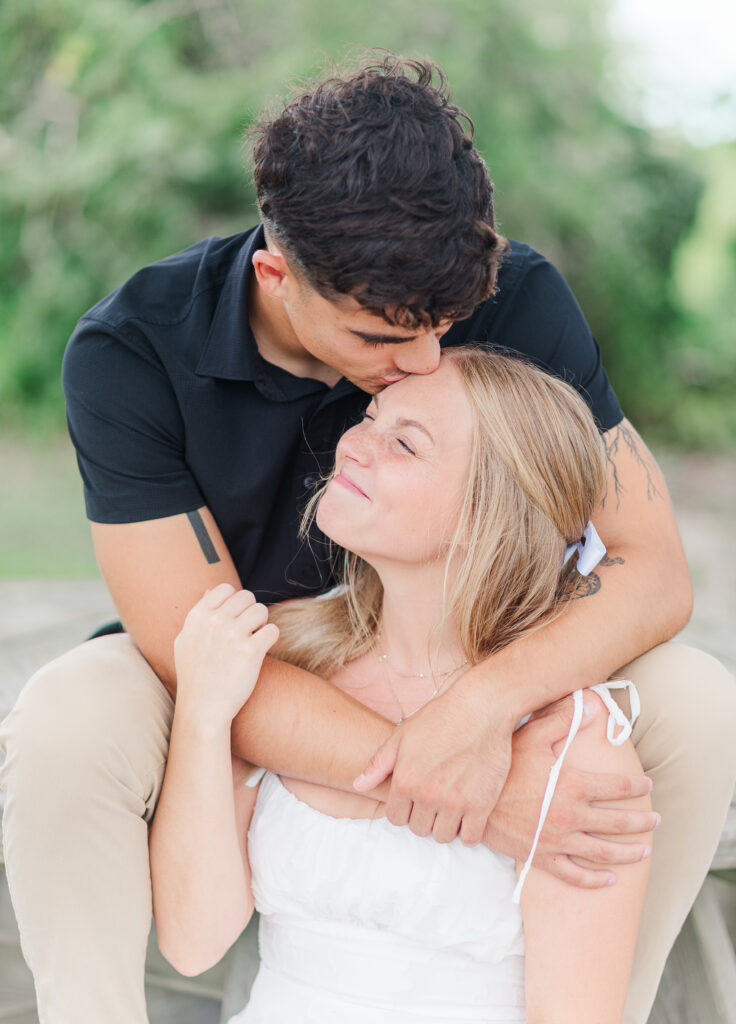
[315,490,361,546]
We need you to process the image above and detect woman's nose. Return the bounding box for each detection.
[338,423,372,465]
[392,328,444,375]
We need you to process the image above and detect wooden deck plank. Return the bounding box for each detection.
[690,878,736,1023]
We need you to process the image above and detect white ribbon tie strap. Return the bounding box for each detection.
[512,679,640,904]
[564,521,607,576]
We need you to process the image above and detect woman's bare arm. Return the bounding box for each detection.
[149,711,257,977]
[520,693,653,1023]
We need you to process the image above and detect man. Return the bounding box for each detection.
[1,52,735,1024]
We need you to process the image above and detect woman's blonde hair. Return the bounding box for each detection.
[269,346,607,675]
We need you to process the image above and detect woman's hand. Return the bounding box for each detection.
[173,582,280,727]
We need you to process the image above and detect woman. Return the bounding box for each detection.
[149,347,653,1023]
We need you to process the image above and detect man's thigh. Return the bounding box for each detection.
[0,632,175,819]
[0,634,176,1024]
[607,640,736,1024]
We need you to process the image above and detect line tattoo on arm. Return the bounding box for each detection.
[602,423,662,510]
[600,554,625,567]
[186,510,221,564]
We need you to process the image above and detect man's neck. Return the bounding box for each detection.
[247,272,341,387]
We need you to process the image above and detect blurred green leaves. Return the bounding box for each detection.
[1,0,734,444]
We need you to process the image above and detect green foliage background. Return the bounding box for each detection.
[1,0,735,446]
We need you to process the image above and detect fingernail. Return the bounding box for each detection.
[641,847,651,860]
[647,778,654,793]
[353,774,366,789]
[607,875,616,886]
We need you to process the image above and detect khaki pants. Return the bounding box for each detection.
[1,635,735,1024]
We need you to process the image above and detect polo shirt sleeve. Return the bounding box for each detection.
[490,247,623,433]
[62,317,205,524]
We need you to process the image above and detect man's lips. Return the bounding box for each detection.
[380,374,409,385]
[334,472,370,499]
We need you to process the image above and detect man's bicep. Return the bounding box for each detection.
[583,418,692,624]
[594,418,671,545]
[91,507,241,692]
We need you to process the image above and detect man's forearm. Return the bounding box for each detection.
[229,655,393,798]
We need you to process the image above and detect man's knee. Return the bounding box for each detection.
[617,640,736,780]
[0,633,174,785]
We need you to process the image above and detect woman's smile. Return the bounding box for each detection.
[334,471,370,499]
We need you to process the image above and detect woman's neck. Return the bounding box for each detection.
[371,559,466,675]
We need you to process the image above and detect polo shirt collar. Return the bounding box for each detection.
[195,224,327,402]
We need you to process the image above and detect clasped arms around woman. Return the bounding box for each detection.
[149,347,653,1023]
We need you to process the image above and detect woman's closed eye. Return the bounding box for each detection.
[360,411,416,456]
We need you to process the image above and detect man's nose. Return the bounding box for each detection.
[393,329,444,375]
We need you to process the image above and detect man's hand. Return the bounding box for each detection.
[483,695,658,887]
[355,686,659,885]
[354,675,518,845]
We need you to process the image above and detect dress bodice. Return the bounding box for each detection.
[249,770,525,962]
[227,770,526,1023]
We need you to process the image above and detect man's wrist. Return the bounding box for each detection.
[453,659,524,731]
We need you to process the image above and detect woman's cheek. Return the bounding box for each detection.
[314,485,347,539]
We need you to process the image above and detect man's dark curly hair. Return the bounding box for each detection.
[248,52,509,330]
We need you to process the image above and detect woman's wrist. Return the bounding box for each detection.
[172,698,234,743]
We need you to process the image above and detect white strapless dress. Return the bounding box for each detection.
[226,680,639,1024]
[227,769,526,1023]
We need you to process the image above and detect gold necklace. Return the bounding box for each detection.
[374,634,468,679]
[374,633,469,724]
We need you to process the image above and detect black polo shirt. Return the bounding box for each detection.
[62,224,622,603]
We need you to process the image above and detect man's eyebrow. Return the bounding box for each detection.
[371,394,434,443]
[350,328,419,344]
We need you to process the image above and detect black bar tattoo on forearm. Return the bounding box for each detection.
[186,510,220,564]
[602,423,662,511]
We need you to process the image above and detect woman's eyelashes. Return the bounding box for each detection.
[360,410,416,456]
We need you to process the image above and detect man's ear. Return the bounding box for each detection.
[251,248,292,299]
